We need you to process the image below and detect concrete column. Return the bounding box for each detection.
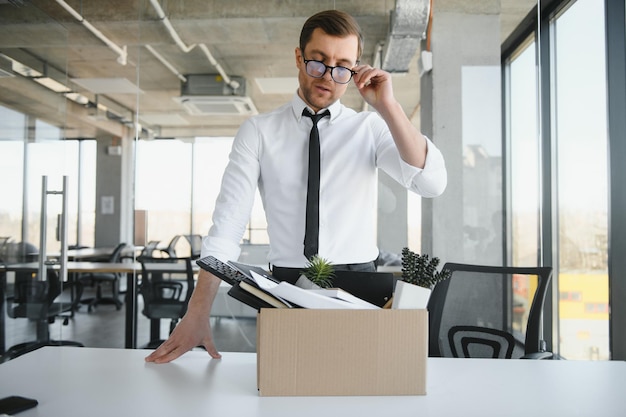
[421,2,503,264]
[94,134,123,246]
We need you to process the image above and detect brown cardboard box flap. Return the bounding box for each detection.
[257,309,427,396]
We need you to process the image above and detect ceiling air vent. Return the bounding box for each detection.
[176,96,257,116]
[175,74,258,116]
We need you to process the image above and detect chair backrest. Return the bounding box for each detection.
[6,241,39,263]
[427,263,552,358]
[138,240,160,260]
[139,257,195,319]
[6,269,63,320]
[109,242,127,262]
[184,234,203,258]
[448,325,517,358]
[163,235,182,258]
[7,272,48,320]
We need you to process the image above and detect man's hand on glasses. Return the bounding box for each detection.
[352,64,395,110]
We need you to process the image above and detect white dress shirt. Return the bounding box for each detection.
[202,94,447,267]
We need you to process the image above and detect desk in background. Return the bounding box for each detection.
[1,261,197,351]
[0,347,625,417]
[63,245,143,261]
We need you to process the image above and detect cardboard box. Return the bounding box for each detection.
[257,308,427,396]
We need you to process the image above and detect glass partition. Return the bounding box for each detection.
[4,0,619,362]
[0,0,75,356]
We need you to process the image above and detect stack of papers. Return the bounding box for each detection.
[250,271,380,310]
[195,255,381,311]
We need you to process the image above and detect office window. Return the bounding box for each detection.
[136,137,269,250]
[0,107,95,252]
[135,139,193,245]
[559,291,582,302]
[76,140,96,248]
[506,0,609,360]
[407,193,421,252]
[192,137,268,245]
[508,40,540,267]
[191,137,232,238]
[553,0,609,360]
[32,138,96,249]
[462,66,503,265]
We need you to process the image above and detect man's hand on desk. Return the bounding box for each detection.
[144,311,221,363]
[145,269,223,363]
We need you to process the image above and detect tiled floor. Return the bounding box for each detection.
[2,284,258,360]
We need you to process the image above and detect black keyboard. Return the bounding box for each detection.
[196,255,247,286]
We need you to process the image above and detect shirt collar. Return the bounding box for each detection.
[291,93,341,123]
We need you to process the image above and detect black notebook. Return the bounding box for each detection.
[331,270,397,308]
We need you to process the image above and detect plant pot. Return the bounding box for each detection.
[391,280,432,309]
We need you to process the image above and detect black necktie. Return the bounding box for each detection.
[302,108,330,260]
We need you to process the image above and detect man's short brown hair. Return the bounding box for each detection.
[299,10,363,61]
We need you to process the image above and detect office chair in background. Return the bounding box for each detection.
[3,268,84,362]
[427,263,554,359]
[184,234,203,259]
[158,235,182,259]
[137,240,161,261]
[79,242,127,312]
[139,257,195,349]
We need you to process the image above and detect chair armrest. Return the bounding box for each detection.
[521,351,554,360]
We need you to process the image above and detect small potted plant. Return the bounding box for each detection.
[297,255,335,289]
[392,248,451,309]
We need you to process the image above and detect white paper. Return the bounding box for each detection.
[251,271,376,309]
[251,270,278,291]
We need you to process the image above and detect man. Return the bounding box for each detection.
[146,10,446,363]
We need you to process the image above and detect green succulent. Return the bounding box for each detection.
[302,255,335,288]
[401,247,451,289]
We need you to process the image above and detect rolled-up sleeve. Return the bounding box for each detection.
[403,137,447,197]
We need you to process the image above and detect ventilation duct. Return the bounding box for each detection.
[175,74,257,116]
[0,55,15,78]
[381,0,430,73]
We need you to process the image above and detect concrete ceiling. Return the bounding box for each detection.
[0,0,536,139]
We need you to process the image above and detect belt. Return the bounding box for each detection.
[271,261,376,285]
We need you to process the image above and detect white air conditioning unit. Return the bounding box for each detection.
[175,95,257,116]
[175,74,258,116]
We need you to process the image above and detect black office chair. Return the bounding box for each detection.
[137,240,161,261]
[184,234,203,259]
[158,235,182,259]
[79,242,127,312]
[2,241,39,263]
[139,257,195,349]
[3,268,84,362]
[0,237,10,255]
[427,263,553,359]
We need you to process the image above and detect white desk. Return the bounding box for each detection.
[0,347,624,417]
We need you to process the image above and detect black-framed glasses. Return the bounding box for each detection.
[303,57,357,84]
